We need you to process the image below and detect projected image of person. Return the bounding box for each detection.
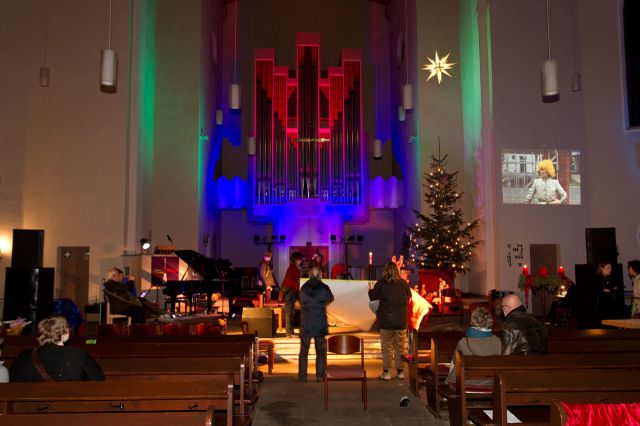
[525,159,567,205]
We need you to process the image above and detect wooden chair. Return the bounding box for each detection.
[103,293,132,326]
[129,323,159,336]
[96,324,127,336]
[324,334,367,410]
[242,321,274,374]
[162,323,191,336]
[438,288,464,321]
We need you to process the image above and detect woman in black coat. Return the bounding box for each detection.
[368,261,411,380]
[10,316,104,382]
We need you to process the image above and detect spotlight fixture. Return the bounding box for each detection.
[330,235,337,241]
[357,235,364,242]
[253,235,260,242]
[140,238,151,252]
[280,235,286,241]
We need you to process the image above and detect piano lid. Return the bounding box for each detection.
[174,250,234,280]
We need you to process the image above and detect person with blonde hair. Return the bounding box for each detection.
[446,307,501,386]
[10,316,104,382]
[525,159,567,204]
[368,261,411,380]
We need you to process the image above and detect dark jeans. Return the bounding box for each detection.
[298,335,327,380]
[283,288,298,335]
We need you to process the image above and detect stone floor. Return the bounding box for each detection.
[253,359,449,426]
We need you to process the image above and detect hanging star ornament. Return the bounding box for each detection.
[422,51,456,84]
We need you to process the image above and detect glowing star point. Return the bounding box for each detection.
[422,51,456,84]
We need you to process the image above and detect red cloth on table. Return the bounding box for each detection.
[561,402,640,426]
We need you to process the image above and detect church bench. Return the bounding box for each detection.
[0,409,219,426]
[422,335,640,417]
[403,331,461,399]
[467,369,640,425]
[0,378,241,426]
[98,356,252,415]
[445,353,640,426]
[2,341,259,404]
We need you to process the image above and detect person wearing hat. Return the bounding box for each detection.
[0,337,8,382]
[258,251,276,303]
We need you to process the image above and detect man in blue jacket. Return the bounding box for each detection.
[298,266,334,382]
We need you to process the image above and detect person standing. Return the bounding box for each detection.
[258,251,276,303]
[368,261,411,380]
[595,262,624,320]
[10,316,104,382]
[281,251,304,337]
[629,260,640,318]
[298,266,334,382]
[500,294,547,355]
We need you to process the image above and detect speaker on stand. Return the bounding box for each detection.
[585,228,618,264]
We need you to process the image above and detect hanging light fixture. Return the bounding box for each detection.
[215,109,223,125]
[541,0,558,97]
[100,0,117,87]
[373,139,382,160]
[39,0,50,87]
[230,0,241,109]
[247,134,256,155]
[402,0,412,110]
[398,106,406,122]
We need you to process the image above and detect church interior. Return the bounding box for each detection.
[1,0,640,424]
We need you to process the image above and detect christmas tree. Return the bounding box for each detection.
[409,152,480,273]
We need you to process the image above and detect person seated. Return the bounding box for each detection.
[10,316,104,382]
[103,267,147,323]
[447,307,501,386]
[0,337,8,382]
[500,294,548,355]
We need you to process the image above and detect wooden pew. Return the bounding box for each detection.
[479,369,640,425]
[0,378,240,426]
[422,334,640,417]
[0,409,217,426]
[98,356,249,415]
[404,331,462,399]
[549,400,640,426]
[446,352,640,426]
[2,341,258,409]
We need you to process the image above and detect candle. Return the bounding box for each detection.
[558,266,565,276]
[522,265,529,276]
[369,252,373,265]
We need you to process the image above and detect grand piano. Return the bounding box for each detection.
[162,250,242,315]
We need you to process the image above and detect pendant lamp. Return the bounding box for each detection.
[541,0,558,97]
[100,0,117,88]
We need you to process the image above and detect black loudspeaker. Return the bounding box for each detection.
[585,228,618,264]
[3,267,55,334]
[242,307,275,338]
[12,229,44,268]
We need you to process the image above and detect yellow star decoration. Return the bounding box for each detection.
[422,51,456,84]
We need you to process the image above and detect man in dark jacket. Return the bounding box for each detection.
[298,266,334,382]
[500,294,548,355]
[103,267,146,324]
